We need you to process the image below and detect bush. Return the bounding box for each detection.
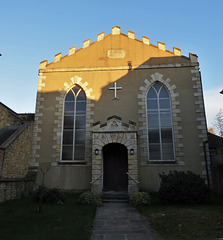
[129,192,151,206]
[78,191,102,207]
[158,171,209,204]
[34,187,65,204]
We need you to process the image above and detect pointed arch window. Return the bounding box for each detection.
[61,85,86,161]
[147,82,175,161]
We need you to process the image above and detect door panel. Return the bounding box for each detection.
[103,143,128,191]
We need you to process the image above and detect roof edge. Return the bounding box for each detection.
[0,122,32,150]
[39,26,195,69]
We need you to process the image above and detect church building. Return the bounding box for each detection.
[31,26,209,194]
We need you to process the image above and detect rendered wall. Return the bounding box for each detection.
[35,163,91,190]
[32,27,208,191]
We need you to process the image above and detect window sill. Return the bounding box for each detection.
[58,161,87,165]
[147,160,177,164]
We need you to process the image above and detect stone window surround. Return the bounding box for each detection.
[137,72,184,165]
[32,75,95,167]
[55,76,95,165]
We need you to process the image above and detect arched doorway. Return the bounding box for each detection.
[103,143,128,191]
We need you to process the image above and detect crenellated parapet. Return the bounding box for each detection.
[142,36,150,45]
[39,60,48,69]
[158,41,166,51]
[112,26,121,35]
[68,45,76,55]
[54,52,62,62]
[39,26,198,68]
[189,52,198,62]
[83,39,90,48]
[173,47,181,56]
[128,30,135,40]
[97,32,105,41]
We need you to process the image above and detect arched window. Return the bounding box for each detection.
[147,82,175,161]
[61,85,86,161]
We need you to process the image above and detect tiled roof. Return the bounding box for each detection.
[0,126,20,146]
[0,122,31,150]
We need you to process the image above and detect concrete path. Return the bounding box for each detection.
[91,202,160,240]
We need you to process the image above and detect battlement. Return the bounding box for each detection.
[40,26,197,68]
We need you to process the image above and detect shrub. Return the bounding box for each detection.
[158,171,209,204]
[78,191,102,207]
[129,192,151,206]
[34,187,65,204]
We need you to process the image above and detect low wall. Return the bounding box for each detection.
[211,164,223,195]
[0,179,35,203]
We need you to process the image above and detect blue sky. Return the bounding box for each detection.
[0,0,222,128]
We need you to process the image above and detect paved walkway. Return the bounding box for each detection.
[91,202,160,240]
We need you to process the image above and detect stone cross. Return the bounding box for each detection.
[109,82,122,99]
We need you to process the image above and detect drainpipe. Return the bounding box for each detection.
[203,140,210,189]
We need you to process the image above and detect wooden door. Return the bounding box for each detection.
[103,143,128,191]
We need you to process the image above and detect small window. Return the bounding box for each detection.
[147,83,175,161]
[61,85,86,161]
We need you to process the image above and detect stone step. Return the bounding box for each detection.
[102,191,129,203]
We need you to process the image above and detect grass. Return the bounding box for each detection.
[0,193,96,240]
[1,191,223,240]
[136,193,223,240]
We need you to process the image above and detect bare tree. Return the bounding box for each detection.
[38,164,50,213]
[213,109,223,137]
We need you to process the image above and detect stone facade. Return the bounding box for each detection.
[91,117,138,194]
[0,103,21,129]
[1,122,34,179]
[0,179,34,203]
[32,26,209,193]
[0,103,35,202]
[137,72,183,165]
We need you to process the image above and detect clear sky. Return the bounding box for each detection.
[0,0,222,129]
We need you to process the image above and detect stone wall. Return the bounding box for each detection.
[0,103,36,202]
[32,26,209,191]
[0,149,4,177]
[137,72,183,164]
[2,122,34,179]
[91,117,138,194]
[0,179,34,203]
[0,103,21,129]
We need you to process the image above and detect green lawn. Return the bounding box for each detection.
[136,194,223,240]
[0,193,96,240]
[1,192,223,240]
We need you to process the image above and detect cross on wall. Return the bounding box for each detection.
[109,82,122,99]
